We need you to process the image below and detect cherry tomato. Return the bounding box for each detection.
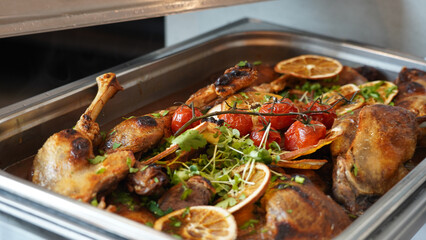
[303,102,337,129]
[171,105,203,133]
[250,125,282,149]
[218,113,253,136]
[284,120,326,151]
[259,98,298,130]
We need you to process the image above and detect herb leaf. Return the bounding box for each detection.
[88,155,107,165]
[112,142,122,150]
[147,200,172,217]
[172,130,207,151]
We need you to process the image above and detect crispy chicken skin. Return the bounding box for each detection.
[101,111,173,154]
[186,63,260,108]
[331,104,418,215]
[248,176,350,240]
[32,73,136,202]
[158,176,215,211]
[394,67,426,117]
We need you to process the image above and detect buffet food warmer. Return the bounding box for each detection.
[0,18,425,239]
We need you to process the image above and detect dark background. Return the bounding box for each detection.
[0,17,164,108]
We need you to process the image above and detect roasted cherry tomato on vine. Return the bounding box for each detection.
[303,102,337,129]
[171,105,203,133]
[259,98,298,130]
[218,113,253,136]
[284,120,326,151]
[250,125,282,149]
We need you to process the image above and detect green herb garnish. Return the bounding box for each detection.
[294,175,305,184]
[96,168,106,174]
[112,142,122,150]
[240,219,259,230]
[88,155,107,164]
[171,129,207,151]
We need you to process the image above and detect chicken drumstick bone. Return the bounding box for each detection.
[32,73,136,202]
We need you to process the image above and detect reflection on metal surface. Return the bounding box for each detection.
[0,0,267,38]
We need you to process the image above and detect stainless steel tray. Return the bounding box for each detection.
[0,19,425,239]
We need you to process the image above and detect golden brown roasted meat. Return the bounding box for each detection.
[331,104,418,215]
[101,111,173,154]
[186,63,259,108]
[32,73,136,202]
[158,176,215,211]
[246,176,351,240]
[127,162,169,196]
[394,67,426,117]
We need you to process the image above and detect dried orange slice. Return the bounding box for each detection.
[275,55,343,80]
[320,83,364,116]
[154,206,237,240]
[216,162,271,213]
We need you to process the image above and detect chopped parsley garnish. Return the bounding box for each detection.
[169,217,182,227]
[145,222,153,227]
[295,82,340,100]
[237,60,249,67]
[385,85,398,97]
[126,157,139,173]
[240,219,259,230]
[147,200,172,217]
[154,177,159,183]
[181,207,190,218]
[253,60,262,65]
[109,130,116,136]
[294,175,305,184]
[152,110,169,118]
[122,116,136,120]
[90,198,98,207]
[96,168,106,174]
[100,131,106,141]
[112,191,137,211]
[287,209,293,213]
[112,142,122,150]
[360,81,385,102]
[352,164,359,176]
[88,155,107,164]
[240,92,249,99]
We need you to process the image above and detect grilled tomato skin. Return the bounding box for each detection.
[284,120,326,151]
[303,102,337,129]
[250,126,282,149]
[259,99,298,130]
[219,113,253,136]
[171,105,203,133]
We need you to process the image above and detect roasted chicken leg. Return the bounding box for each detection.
[331,104,418,215]
[32,73,136,202]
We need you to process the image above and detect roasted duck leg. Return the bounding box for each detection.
[331,104,418,215]
[239,175,351,239]
[32,73,136,202]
